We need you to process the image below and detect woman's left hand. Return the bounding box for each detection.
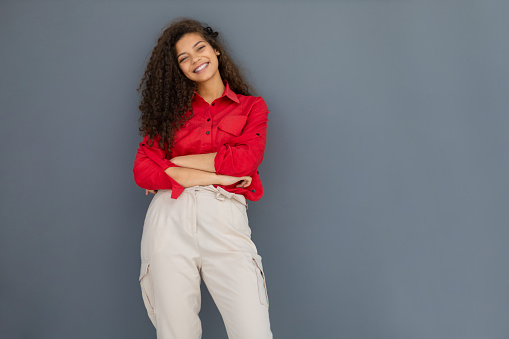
[235,176,252,188]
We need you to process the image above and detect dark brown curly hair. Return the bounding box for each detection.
[137,17,253,151]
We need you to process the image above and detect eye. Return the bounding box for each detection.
[197,45,205,51]
[179,56,188,63]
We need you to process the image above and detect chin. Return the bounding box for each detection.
[195,72,218,84]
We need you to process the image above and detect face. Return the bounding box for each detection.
[175,32,221,84]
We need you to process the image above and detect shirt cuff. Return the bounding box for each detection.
[163,163,185,199]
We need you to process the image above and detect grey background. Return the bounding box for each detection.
[1,0,508,338]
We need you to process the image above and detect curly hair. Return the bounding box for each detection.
[137,17,253,151]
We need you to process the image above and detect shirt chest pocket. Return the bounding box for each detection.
[217,115,247,144]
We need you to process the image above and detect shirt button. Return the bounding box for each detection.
[206,131,210,135]
[207,118,210,121]
[212,103,215,106]
[251,189,256,193]
[256,133,261,136]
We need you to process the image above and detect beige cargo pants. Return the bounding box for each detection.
[138,185,273,339]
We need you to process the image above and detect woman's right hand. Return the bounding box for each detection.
[219,175,252,188]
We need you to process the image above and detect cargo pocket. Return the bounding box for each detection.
[252,255,269,306]
[139,261,156,326]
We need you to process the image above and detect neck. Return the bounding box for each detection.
[196,75,225,104]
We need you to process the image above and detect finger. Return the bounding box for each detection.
[145,189,148,195]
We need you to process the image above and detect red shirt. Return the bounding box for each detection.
[133,81,269,201]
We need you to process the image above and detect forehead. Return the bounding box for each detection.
[175,33,207,53]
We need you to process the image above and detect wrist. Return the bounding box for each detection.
[216,174,226,186]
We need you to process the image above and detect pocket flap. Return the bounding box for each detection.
[218,115,247,136]
[139,261,150,281]
[252,254,264,273]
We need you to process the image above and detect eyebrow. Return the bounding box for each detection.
[177,41,205,59]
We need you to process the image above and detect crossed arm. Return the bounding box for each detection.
[143,153,251,195]
[165,153,251,188]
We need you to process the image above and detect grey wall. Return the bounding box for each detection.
[1,1,508,338]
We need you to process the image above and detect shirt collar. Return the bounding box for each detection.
[192,80,240,104]
[222,80,240,103]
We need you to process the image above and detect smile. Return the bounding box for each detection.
[194,62,209,73]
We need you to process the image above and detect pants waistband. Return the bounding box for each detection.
[183,185,247,208]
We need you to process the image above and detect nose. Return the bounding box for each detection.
[191,54,201,64]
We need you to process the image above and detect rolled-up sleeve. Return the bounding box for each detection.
[214,97,269,177]
[133,134,184,199]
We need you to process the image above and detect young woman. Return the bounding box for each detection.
[133,18,273,339]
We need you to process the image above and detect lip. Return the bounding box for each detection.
[193,62,209,73]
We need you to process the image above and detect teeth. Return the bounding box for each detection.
[194,63,208,72]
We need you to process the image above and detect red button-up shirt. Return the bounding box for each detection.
[133,81,269,201]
